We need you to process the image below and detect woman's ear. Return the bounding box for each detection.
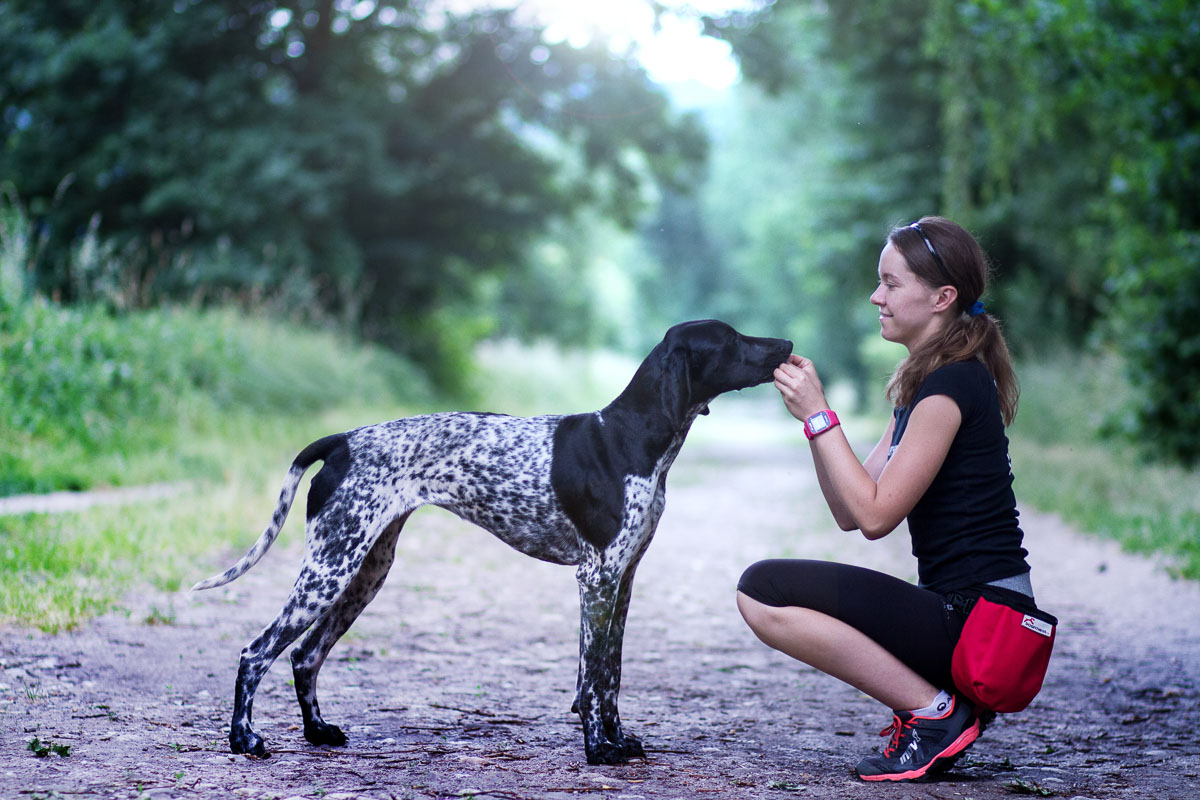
[932,285,959,313]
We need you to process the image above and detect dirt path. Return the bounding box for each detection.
[0,482,191,516]
[3,410,1199,799]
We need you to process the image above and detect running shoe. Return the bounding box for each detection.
[855,695,981,782]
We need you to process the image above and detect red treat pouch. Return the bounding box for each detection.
[951,596,1057,713]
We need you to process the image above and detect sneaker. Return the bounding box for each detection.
[855,695,981,782]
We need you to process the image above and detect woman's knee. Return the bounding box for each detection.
[736,590,792,638]
[736,558,789,606]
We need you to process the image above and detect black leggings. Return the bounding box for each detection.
[737,559,967,692]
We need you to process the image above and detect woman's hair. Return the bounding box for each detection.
[884,216,1020,425]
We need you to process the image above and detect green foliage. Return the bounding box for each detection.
[471,337,638,417]
[662,3,943,408]
[0,0,706,385]
[27,738,71,758]
[709,0,1200,463]
[1106,232,1200,464]
[0,395,419,631]
[482,214,643,352]
[1012,353,1200,580]
[0,294,432,495]
[3,475,250,630]
[899,0,1200,463]
[0,186,37,306]
[0,281,438,628]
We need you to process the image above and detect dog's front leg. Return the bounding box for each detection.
[575,553,645,765]
[591,490,661,760]
[576,570,623,765]
[599,567,645,759]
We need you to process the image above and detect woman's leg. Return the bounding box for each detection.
[736,559,963,701]
[736,591,939,711]
[737,559,979,781]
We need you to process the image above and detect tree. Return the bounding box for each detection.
[695,2,945,408]
[0,0,706,387]
[710,0,1200,460]
[921,0,1200,461]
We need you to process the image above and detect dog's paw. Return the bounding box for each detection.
[303,720,348,747]
[230,729,270,759]
[618,732,645,760]
[585,739,633,765]
[585,746,627,765]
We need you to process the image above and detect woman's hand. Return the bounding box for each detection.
[774,354,829,422]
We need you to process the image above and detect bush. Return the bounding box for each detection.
[0,299,433,495]
[1012,352,1200,580]
[1106,231,1200,465]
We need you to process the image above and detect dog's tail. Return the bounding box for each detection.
[191,434,345,592]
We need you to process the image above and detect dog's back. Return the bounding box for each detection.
[329,412,584,565]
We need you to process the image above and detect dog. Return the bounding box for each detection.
[193,319,792,765]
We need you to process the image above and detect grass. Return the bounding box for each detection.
[0,300,434,495]
[471,337,638,416]
[0,289,442,630]
[0,401,410,631]
[1010,351,1200,579]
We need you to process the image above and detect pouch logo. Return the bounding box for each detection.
[1021,615,1053,637]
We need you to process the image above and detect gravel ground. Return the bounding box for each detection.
[3,409,1198,800]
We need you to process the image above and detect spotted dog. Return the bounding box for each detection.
[193,319,792,765]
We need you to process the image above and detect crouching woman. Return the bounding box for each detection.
[739,217,1051,781]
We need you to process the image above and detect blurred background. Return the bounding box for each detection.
[1,0,1197,628]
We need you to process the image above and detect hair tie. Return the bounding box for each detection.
[968,300,986,317]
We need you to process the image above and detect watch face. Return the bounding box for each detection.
[808,411,830,432]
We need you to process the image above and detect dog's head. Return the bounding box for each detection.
[657,319,793,429]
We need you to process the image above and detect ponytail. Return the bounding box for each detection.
[886,311,1019,425]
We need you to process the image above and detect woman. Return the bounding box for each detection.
[738,216,1035,782]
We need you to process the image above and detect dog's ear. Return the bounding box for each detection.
[661,349,692,429]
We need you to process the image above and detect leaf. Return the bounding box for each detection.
[1004,778,1055,797]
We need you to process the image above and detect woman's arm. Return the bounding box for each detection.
[863,415,896,482]
[811,396,959,539]
[775,356,961,539]
[813,417,894,531]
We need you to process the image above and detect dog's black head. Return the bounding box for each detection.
[657,319,793,429]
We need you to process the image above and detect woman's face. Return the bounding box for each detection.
[870,242,949,351]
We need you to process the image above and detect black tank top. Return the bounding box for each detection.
[890,359,1030,593]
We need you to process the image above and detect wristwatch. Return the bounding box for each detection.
[803,409,840,440]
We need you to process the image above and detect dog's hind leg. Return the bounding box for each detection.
[290,512,409,748]
[228,511,390,757]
